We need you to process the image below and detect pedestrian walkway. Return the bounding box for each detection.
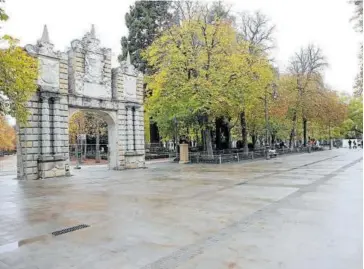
[0,149,362,269]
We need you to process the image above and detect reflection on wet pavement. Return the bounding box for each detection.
[0,149,362,269]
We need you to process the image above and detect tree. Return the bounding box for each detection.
[144,15,241,157]
[350,0,363,34]
[0,115,15,151]
[0,39,38,124]
[234,10,276,152]
[0,0,8,22]
[69,111,108,162]
[344,97,363,138]
[350,0,363,96]
[84,112,107,163]
[69,111,86,145]
[0,2,37,124]
[312,89,347,148]
[119,1,172,74]
[236,11,275,55]
[287,44,328,148]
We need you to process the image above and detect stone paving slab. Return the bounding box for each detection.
[0,149,362,269]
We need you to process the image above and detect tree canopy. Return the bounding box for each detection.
[0,2,38,125]
[119,1,172,74]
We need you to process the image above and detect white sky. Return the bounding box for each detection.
[1,0,361,94]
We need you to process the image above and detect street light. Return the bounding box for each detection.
[173,117,178,151]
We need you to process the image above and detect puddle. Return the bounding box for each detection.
[0,235,51,254]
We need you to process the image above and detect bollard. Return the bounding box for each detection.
[65,164,70,176]
[308,146,311,153]
[219,155,222,164]
[237,153,239,162]
[251,152,254,159]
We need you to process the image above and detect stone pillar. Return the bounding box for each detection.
[127,107,134,151]
[41,97,51,155]
[135,108,144,152]
[179,144,189,164]
[53,98,61,154]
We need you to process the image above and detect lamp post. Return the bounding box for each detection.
[174,117,178,152]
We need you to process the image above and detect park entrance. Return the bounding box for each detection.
[17,25,146,180]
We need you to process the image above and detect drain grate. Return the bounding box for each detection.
[51,224,90,236]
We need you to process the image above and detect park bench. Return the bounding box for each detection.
[268,149,278,158]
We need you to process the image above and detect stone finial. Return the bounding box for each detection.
[40,25,50,43]
[126,51,131,65]
[90,24,96,39]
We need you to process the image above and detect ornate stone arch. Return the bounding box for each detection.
[17,25,145,180]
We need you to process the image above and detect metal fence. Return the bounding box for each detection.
[69,144,109,164]
[171,146,325,164]
[145,143,176,160]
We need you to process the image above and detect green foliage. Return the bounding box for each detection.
[119,1,172,73]
[0,36,38,124]
[0,115,15,150]
[0,0,8,22]
[68,111,108,144]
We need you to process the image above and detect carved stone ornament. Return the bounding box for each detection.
[120,52,139,77]
[75,73,84,94]
[38,57,59,88]
[25,25,61,59]
[84,52,104,83]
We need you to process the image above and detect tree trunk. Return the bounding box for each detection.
[240,111,248,154]
[150,121,160,143]
[271,134,276,146]
[204,128,213,157]
[215,117,222,150]
[201,129,206,151]
[289,111,297,149]
[251,134,257,149]
[303,118,307,147]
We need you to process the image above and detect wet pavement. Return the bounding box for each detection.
[0,149,362,269]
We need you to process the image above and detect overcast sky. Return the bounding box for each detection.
[1,0,361,94]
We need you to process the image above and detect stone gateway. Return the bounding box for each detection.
[17,25,145,180]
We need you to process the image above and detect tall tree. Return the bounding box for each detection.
[350,0,363,96]
[119,1,174,144]
[234,10,276,152]
[288,44,327,148]
[119,1,172,74]
[144,15,240,157]
[0,2,37,124]
[0,40,38,124]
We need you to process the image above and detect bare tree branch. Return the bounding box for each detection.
[236,10,276,55]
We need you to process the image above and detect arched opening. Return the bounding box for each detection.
[68,108,118,170]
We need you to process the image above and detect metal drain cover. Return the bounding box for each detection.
[51,224,90,236]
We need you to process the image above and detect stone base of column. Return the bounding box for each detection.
[124,151,145,169]
[38,155,69,179]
